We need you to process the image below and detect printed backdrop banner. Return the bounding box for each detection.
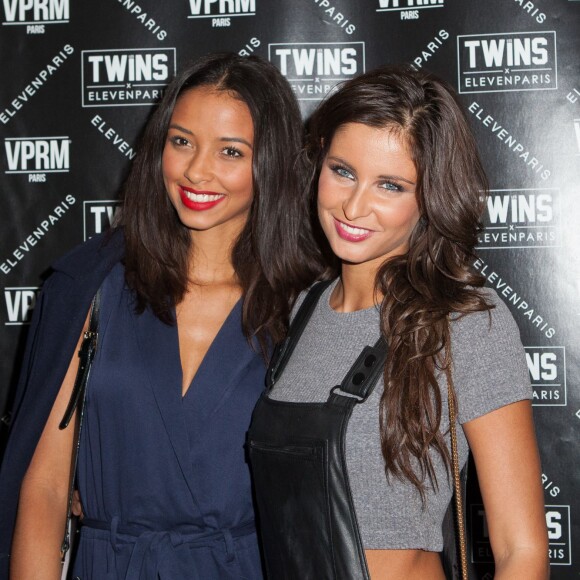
[1,0,579,576]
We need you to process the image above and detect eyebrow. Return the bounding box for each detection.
[328,155,416,186]
[219,136,253,149]
[169,124,253,149]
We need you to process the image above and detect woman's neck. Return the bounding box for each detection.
[330,261,381,313]
[187,228,238,286]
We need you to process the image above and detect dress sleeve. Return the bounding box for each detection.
[450,288,532,424]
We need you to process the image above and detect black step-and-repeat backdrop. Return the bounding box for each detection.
[1,0,579,576]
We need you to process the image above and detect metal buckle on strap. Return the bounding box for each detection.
[336,338,387,402]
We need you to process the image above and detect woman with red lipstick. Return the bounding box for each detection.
[248,67,549,579]
[2,54,323,579]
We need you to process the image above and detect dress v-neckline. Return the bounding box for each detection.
[178,297,243,400]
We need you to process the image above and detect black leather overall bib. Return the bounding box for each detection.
[248,281,387,579]
[249,281,465,580]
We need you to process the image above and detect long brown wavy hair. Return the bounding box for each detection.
[305,66,493,499]
[117,53,325,355]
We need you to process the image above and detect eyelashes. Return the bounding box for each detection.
[167,136,244,158]
[378,181,403,193]
[221,146,243,158]
[329,163,404,193]
[169,135,189,147]
[330,163,354,180]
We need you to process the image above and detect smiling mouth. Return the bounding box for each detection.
[179,186,226,210]
[180,186,225,202]
[333,218,373,242]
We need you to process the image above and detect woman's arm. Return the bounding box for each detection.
[463,399,549,579]
[10,318,88,580]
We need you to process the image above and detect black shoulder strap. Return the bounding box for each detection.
[266,280,333,388]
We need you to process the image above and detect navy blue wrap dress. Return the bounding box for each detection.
[70,263,265,579]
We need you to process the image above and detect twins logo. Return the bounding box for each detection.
[268,42,365,101]
[82,48,176,107]
[478,189,561,249]
[457,31,557,94]
[546,506,572,565]
[526,346,567,406]
[83,200,121,240]
[472,505,572,565]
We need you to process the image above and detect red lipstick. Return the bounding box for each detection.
[179,186,225,211]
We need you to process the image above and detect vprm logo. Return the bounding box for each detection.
[457,31,557,94]
[376,0,443,11]
[4,137,70,179]
[268,42,365,101]
[83,200,121,240]
[478,188,561,249]
[82,48,176,107]
[2,0,68,25]
[526,346,567,406]
[4,287,39,325]
[188,0,255,18]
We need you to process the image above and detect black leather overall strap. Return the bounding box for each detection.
[250,281,387,580]
[269,278,387,400]
[266,280,332,388]
[330,337,386,401]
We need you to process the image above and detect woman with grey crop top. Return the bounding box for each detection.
[248,66,549,579]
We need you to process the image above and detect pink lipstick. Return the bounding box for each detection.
[333,218,373,242]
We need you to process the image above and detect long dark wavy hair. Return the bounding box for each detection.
[118,53,324,354]
[305,66,493,499]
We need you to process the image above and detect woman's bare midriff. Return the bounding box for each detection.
[365,548,446,579]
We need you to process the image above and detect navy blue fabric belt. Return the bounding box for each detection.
[81,517,256,580]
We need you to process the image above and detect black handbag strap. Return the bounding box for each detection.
[58,289,101,560]
[446,355,469,580]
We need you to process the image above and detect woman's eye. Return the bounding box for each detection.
[222,146,243,158]
[170,135,189,147]
[331,165,354,180]
[379,181,403,192]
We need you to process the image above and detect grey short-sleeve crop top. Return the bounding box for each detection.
[268,280,531,551]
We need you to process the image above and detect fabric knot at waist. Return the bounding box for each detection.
[82,516,255,579]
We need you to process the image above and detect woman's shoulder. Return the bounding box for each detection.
[450,287,531,421]
[451,287,521,342]
[50,228,125,280]
[289,279,337,323]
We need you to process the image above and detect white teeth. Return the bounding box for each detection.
[338,222,370,236]
[184,191,224,202]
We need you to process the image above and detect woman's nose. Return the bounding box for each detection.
[342,186,371,222]
[184,150,213,184]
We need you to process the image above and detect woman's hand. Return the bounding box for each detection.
[71,490,84,520]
